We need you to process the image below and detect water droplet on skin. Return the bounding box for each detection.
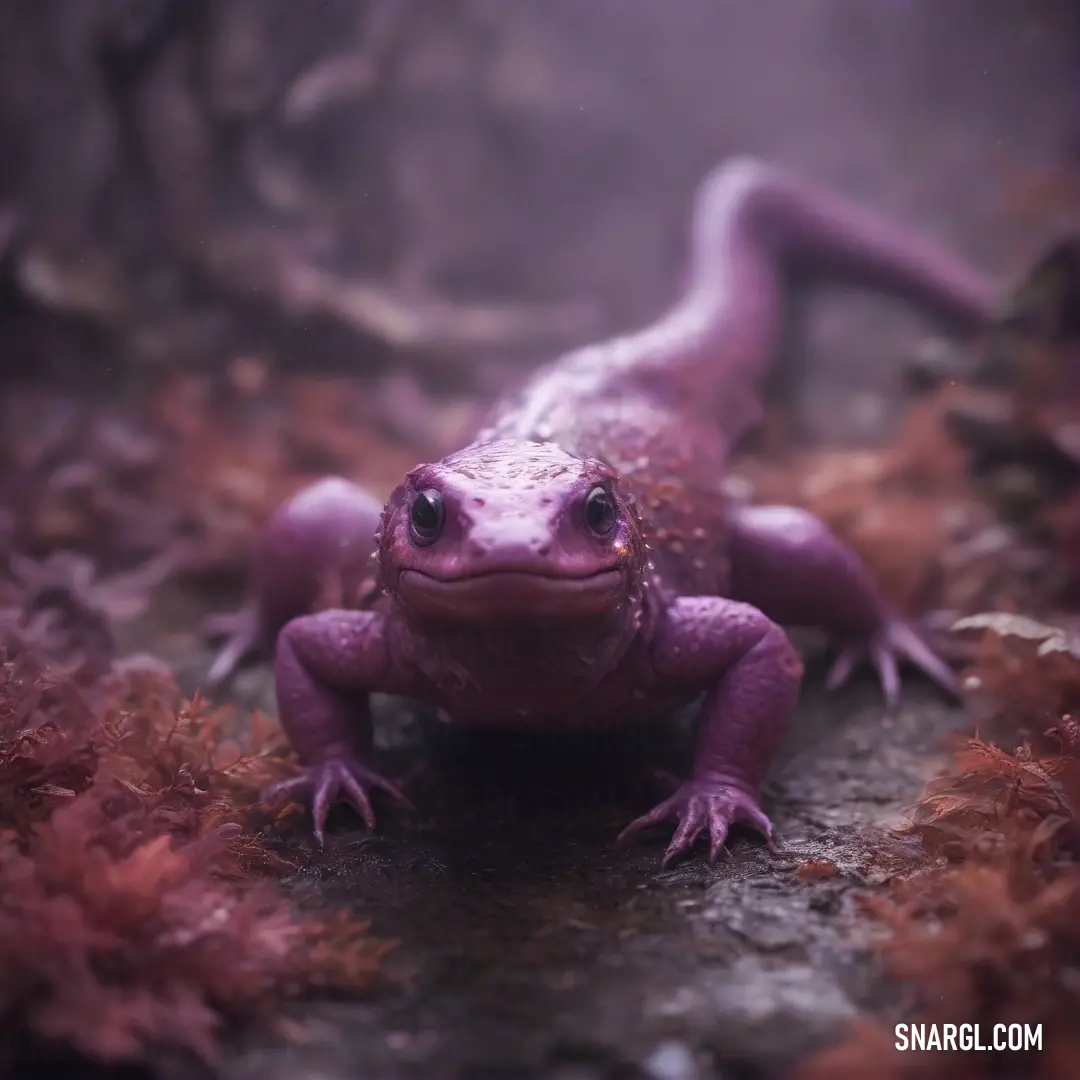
[692,557,706,571]
[691,527,706,540]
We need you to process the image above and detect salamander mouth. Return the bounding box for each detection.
[397,567,624,623]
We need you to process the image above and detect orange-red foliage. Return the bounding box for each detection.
[734,383,1037,618]
[0,364,451,586]
[794,858,838,883]
[797,620,1080,1080]
[0,635,392,1074]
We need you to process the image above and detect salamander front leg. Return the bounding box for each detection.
[619,597,802,864]
[269,609,412,844]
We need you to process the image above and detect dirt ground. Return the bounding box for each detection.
[227,689,962,1080]
[139,602,961,1080]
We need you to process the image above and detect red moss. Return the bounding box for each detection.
[0,645,102,829]
[797,617,1080,1080]
[0,634,391,1072]
[0,367,433,588]
[798,859,1080,1080]
[733,383,1033,618]
[794,859,837,883]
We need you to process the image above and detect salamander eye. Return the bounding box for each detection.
[584,485,617,538]
[410,489,445,544]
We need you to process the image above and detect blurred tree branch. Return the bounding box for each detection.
[0,0,600,389]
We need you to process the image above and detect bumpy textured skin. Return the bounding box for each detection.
[212,158,999,862]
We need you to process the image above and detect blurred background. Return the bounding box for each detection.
[2,0,1077,426]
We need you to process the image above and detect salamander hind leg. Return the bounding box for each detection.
[203,477,384,688]
[727,503,957,706]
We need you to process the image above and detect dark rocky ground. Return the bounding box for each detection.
[130,603,963,1080]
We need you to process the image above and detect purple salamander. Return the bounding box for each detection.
[208,158,999,863]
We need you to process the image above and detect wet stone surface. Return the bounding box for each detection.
[150,607,964,1080]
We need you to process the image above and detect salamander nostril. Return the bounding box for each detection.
[535,543,552,557]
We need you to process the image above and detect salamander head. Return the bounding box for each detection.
[377,439,647,625]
